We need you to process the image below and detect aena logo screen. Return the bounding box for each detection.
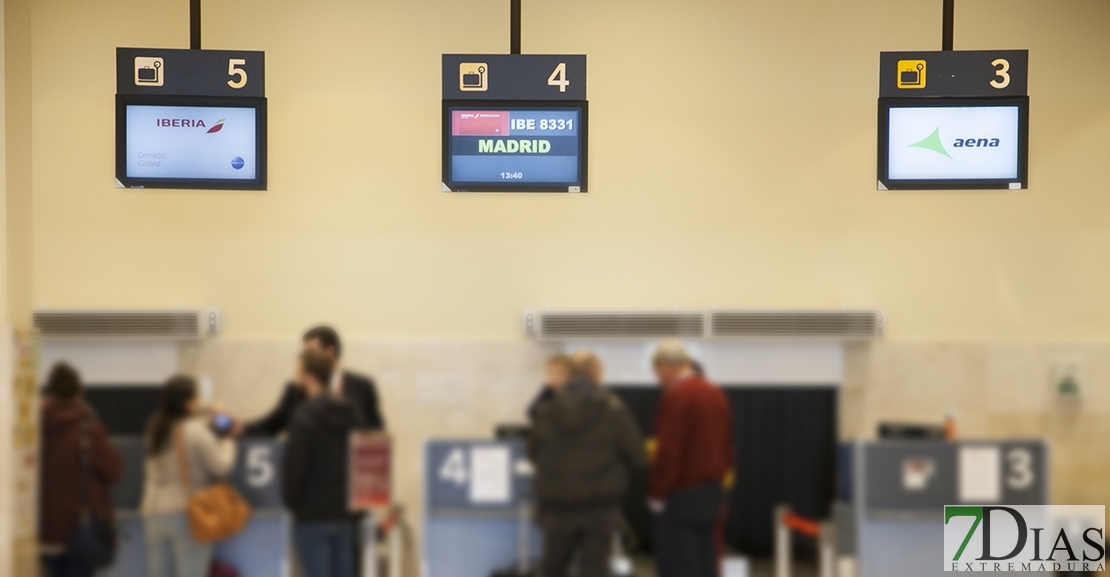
[126,105,257,180]
[887,106,1020,181]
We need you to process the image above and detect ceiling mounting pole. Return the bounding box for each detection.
[190,0,201,49]
[510,0,521,54]
[942,0,954,51]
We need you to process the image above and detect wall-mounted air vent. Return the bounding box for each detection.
[709,309,883,339]
[33,309,216,340]
[526,311,706,339]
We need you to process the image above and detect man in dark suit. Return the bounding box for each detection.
[239,326,385,575]
[242,325,386,436]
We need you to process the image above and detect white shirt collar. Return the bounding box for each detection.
[330,365,344,394]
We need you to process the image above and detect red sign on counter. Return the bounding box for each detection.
[349,432,392,511]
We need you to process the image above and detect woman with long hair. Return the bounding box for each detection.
[140,375,236,577]
[39,362,123,577]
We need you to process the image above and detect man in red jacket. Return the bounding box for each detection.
[649,341,733,577]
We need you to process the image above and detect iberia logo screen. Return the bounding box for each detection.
[126,105,256,180]
[887,106,1020,181]
[943,505,1105,572]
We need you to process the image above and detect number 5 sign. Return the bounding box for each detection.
[230,439,285,509]
[117,47,265,98]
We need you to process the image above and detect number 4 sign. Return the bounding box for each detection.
[548,62,569,92]
[442,54,586,101]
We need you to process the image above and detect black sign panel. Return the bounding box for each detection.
[117,47,265,98]
[879,50,1027,98]
[443,54,586,101]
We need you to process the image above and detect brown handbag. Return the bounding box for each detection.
[175,423,252,544]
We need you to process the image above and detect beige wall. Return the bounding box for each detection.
[11,0,1110,561]
[5,0,28,329]
[19,0,1110,341]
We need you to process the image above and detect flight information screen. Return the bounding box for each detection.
[443,103,587,192]
[126,105,258,180]
[878,97,1028,190]
[116,95,267,190]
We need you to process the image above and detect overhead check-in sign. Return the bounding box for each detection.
[115,47,268,190]
[880,50,1028,98]
[877,50,1029,191]
[442,54,588,193]
[117,47,265,98]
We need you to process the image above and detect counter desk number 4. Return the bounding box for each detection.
[548,62,569,92]
[228,58,248,89]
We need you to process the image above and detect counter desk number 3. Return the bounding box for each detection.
[991,58,1010,89]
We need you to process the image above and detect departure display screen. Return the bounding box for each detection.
[442,101,587,192]
[877,96,1028,190]
[116,95,267,190]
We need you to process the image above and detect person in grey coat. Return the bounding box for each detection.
[528,352,648,577]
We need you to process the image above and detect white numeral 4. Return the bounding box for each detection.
[548,62,569,93]
[439,448,468,486]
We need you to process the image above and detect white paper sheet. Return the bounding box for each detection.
[959,446,1002,503]
[469,446,511,504]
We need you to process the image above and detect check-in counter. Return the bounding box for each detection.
[853,440,1048,577]
[423,440,541,577]
[105,437,291,577]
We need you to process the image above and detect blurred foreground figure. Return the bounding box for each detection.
[527,354,573,422]
[283,349,367,577]
[243,325,385,435]
[649,341,733,577]
[39,363,124,577]
[142,376,237,577]
[529,352,647,577]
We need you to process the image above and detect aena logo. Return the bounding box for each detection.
[944,506,1105,572]
[155,118,225,133]
[910,128,1001,159]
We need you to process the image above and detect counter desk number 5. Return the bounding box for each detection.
[228,58,248,89]
[548,62,569,93]
[246,445,274,488]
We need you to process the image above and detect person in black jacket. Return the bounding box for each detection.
[528,352,648,577]
[282,348,367,577]
[526,354,573,422]
[241,326,385,435]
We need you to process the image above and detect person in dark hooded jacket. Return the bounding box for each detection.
[528,351,647,577]
[39,362,124,577]
[282,348,367,577]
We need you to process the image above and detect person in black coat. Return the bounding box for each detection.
[241,326,385,436]
[282,348,367,577]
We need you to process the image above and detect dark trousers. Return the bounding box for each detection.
[41,554,94,577]
[293,521,356,577]
[654,484,725,577]
[539,505,618,577]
